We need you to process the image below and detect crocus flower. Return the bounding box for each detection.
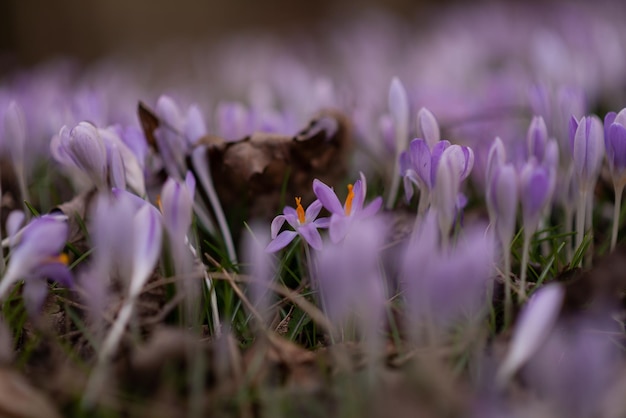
[401,211,496,337]
[52,122,108,189]
[485,163,518,321]
[266,198,329,252]
[386,77,410,209]
[416,107,440,149]
[316,217,387,358]
[603,109,626,250]
[0,214,72,314]
[569,115,604,256]
[522,314,620,418]
[312,172,383,243]
[496,283,564,387]
[51,122,146,195]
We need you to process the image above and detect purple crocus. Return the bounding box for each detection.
[604,109,626,250]
[0,214,72,314]
[266,198,329,252]
[312,172,383,243]
[569,114,604,256]
[316,217,387,357]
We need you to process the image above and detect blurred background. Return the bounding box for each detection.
[0,0,455,67]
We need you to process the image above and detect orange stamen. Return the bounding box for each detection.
[295,197,306,224]
[156,194,163,213]
[46,253,69,265]
[344,184,354,215]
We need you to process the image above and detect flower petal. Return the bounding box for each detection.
[305,199,323,221]
[270,215,287,239]
[299,223,323,250]
[497,283,564,386]
[313,179,343,214]
[360,197,383,219]
[265,230,297,253]
[329,215,351,244]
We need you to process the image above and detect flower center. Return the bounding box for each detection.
[344,184,354,215]
[295,197,306,224]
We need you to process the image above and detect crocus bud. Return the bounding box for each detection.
[3,101,26,167]
[64,122,108,189]
[520,159,552,235]
[486,137,506,185]
[497,283,564,386]
[433,150,460,238]
[604,110,626,187]
[527,116,548,161]
[570,115,604,190]
[417,107,440,149]
[389,77,409,153]
[487,164,518,249]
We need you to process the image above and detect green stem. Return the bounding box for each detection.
[611,185,624,252]
[575,189,587,266]
[519,232,531,301]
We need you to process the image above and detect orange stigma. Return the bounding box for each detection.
[295,197,306,224]
[344,184,354,215]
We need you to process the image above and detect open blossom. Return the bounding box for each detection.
[313,172,382,243]
[266,198,329,252]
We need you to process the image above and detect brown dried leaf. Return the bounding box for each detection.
[138,103,351,223]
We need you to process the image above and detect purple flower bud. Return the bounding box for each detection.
[160,173,195,242]
[62,122,108,189]
[485,137,506,185]
[216,102,250,141]
[520,159,552,234]
[604,110,626,186]
[497,283,564,386]
[527,116,548,161]
[432,150,460,237]
[389,77,409,152]
[570,115,604,189]
[3,101,26,168]
[487,164,518,248]
[417,107,440,149]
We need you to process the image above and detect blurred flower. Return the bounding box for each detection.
[496,283,564,386]
[313,172,382,243]
[266,197,329,252]
[401,211,496,333]
[0,214,72,314]
[317,216,387,354]
[522,314,620,418]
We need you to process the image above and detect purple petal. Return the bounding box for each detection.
[107,144,127,190]
[298,223,323,250]
[352,179,365,213]
[359,197,383,219]
[314,217,331,228]
[497,283,564,385]
[270,215,287,239]
[184,104,207,144]
[409,139,431,188]
[129,204,163,297]
[430,140,450,187]
[417,107,440,149]
[22,279,49,316]
[305,199,323,221]
[265,230,297,253]
[604,111,617,148]
[313,180,343,214]
[527,116,548,161]
[403,173,415,202]
[608,124,626,171]
[33,261,73,288]
[329,215,351,243]
[388,77,409,151]
[284,206,297,218]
